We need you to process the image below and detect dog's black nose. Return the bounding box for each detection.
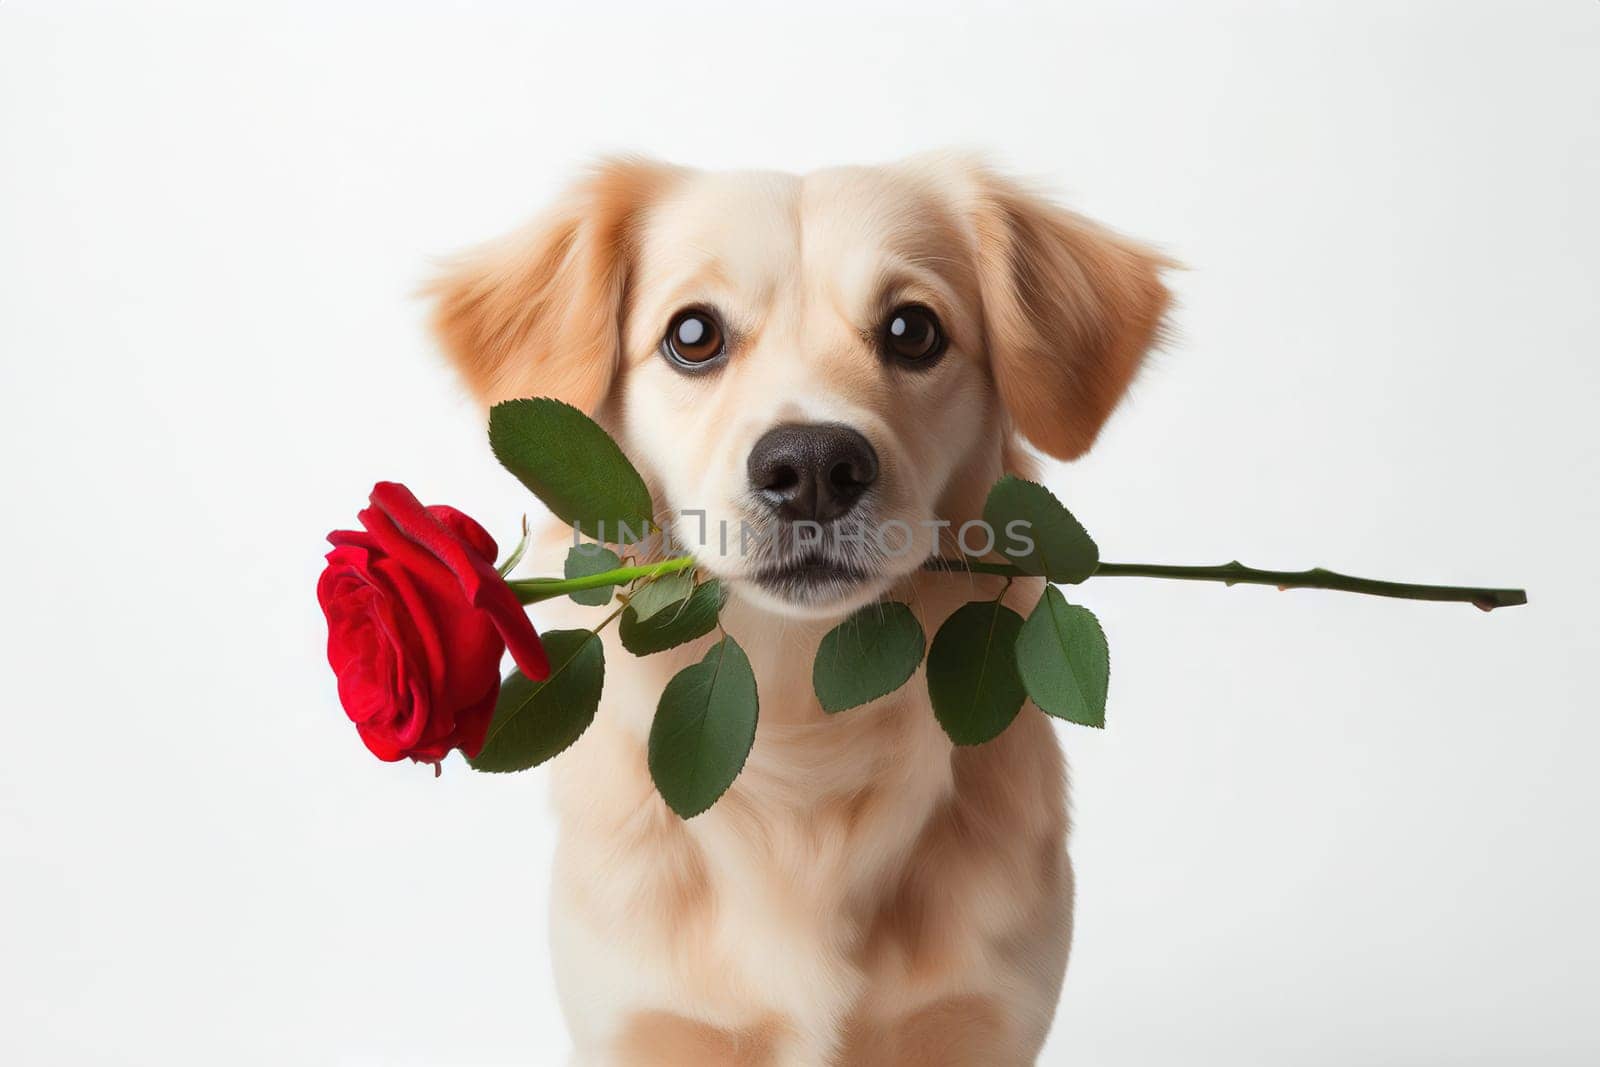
[748,423,879,523]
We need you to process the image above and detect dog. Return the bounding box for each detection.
[428,154,1171,1066]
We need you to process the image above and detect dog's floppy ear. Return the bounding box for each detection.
[972,168,1174,460]
[428,158,679,411]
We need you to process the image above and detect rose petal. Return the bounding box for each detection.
[369,482,549,681]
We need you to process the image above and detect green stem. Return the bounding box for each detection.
[507,555,696,605]
[509,551,1526,613]
[591,599,630,633]
[923,557,1528,611]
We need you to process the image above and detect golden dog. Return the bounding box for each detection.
[430,155,1171,1066]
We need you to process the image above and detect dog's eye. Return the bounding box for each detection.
[663,309,725,367]
[881,305,946,364]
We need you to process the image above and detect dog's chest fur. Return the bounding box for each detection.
[538,562,1071,1065]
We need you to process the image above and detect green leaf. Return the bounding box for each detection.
[468,629,605,773]
[648,636,759,818]
[982,476,1098,584]
[620,580,722,656]
[1014,586,1110,729]
[926,599,1028,746]
[495,516,531,578]
[626,571,694,621]
[564,544,623,607]
[812,602,926,713]
[488,398,654,542]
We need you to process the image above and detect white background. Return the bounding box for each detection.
[3,1,1597,1063]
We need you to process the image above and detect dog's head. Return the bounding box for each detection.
[431,156,1170,618]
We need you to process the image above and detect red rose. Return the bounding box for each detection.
[317,482,550,765]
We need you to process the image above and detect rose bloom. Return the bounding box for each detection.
[317,482,549,765]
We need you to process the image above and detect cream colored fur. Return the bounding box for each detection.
[430,155,1170,1066]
